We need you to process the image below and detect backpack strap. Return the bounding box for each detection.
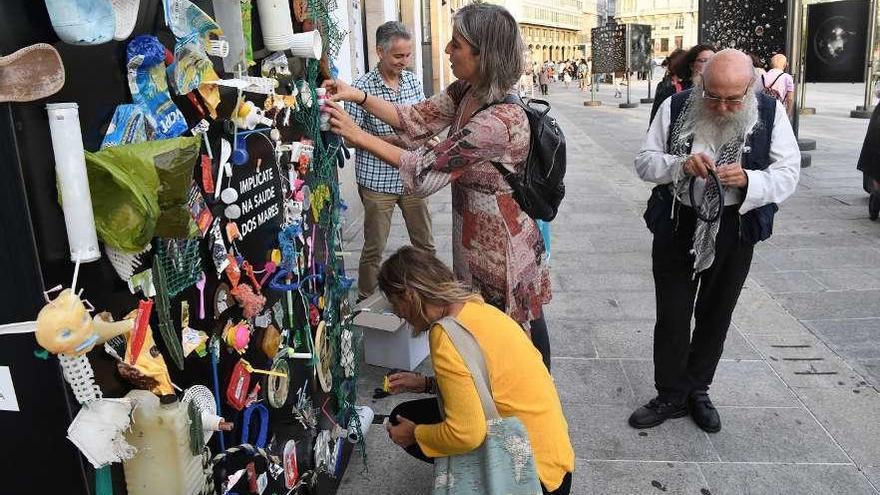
[764,72,784,90]
[473,94,541,176]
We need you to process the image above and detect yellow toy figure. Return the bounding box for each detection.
[35,288,134,356]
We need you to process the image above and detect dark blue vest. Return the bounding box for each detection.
[644,89,778,245]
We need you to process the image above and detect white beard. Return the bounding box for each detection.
[689,85,760,148]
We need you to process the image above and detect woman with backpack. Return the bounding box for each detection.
[379,247,574,495]
[322,2,554,367]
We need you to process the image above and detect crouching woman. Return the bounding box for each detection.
[379,246,574,494]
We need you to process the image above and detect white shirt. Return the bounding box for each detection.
[634,97,801,214]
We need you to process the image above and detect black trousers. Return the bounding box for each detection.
[390,398,572,495]
[530,315,552,371]
[651,204,754,404]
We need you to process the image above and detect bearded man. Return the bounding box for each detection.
[630,49,801,433]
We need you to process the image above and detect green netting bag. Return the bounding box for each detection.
[84,136,199,252]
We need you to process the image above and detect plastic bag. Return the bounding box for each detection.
[152,137,200,237]
[84,136,200,251]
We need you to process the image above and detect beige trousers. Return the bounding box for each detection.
[358,185,436,298]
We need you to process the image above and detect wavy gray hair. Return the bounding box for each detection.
[452,2,525,104]
[376,21,411,51]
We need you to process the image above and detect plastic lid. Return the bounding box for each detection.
[45,102,78,110]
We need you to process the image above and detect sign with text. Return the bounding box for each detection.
[227,141,284,260]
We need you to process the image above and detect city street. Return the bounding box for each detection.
[338,80,880,494]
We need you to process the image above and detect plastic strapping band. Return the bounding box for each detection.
[241,403,269,448]
[210,340,226,451]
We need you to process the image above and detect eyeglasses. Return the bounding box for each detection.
[701,82,753,105]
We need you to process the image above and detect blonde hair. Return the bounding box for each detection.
[378,246,482,334]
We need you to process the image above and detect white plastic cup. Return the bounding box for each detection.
[347,405,374,443]
[256,0,296,52]
[290,31,323,60]
[46,103,101,263]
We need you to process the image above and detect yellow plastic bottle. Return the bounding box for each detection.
[123,390,204,495]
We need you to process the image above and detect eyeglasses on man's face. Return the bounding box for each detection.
[701,81,753,105]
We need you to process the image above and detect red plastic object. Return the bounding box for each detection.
[226,359,251,411]
[201,154,214,194]
[130,299,153,365]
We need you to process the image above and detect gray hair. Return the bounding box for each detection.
[376,21,411,51]
[452,2,525,104]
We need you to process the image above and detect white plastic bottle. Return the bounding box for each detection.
[122,390,204,495]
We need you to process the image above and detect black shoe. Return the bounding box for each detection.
[628,397,687,429]
[869,191,880,221]
[688,391,721,433]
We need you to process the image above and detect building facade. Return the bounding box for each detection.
[614,0,698,56]
[427,0,601,91]
[516,0,589,64]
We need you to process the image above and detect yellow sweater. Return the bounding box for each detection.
[414,301,575,490]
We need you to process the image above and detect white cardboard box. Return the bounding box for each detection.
[353,292,429,371]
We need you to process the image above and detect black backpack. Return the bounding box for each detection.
[478,95,566,221]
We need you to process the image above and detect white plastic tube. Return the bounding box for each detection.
[46,103,101,263]
[256,0,296,52]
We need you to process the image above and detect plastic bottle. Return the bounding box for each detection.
[122,390,204,495]
[317,87,330,131]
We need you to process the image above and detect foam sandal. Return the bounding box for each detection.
[44,0,116,46]
[0,43,65,103]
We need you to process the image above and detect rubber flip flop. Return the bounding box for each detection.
[0,43,65,103]
[44,0,116,46]
[110,0,140,41]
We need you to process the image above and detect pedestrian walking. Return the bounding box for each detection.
[345,21,436,301]
[379,247,574,495]
[324,1,554,367]
[520,67,536,98]
[632,49,800,433]
[539,66,550,95]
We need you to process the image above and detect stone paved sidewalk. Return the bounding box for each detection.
[337,81,880,494]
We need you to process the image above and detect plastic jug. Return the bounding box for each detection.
[123,390,204,495]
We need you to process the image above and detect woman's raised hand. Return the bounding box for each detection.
[321,78,363,103]
[324,101,365,147]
